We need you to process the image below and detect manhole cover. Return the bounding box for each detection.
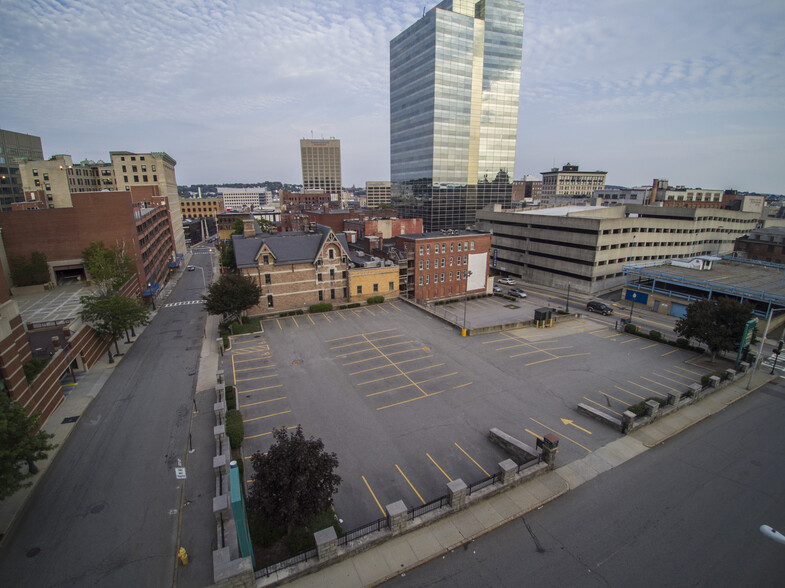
[61,416,79,424]
[26,547,41,558]
[90,503,105,514]
[292,360,302,365]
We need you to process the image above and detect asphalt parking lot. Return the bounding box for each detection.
[228,300,714,529]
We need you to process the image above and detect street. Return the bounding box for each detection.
[0,257,213,587]
[385,379,785,587]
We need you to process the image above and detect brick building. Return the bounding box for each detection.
[180,197,225,219]
[233,222,351,315]
[280,190,331,210]
[392,230,492,302]
[735,227,785,264]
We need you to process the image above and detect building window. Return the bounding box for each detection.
[441,244,446,253]
[151,165,156,172]
[457,257,461,266]
[464,255,468,264]
[264,273,271,284]
[458,242,462,252]
[328,248,335,259]
[441,273,445,282]
[470,241,475,251]
[153,175,157,181]
[142,175,148,182]
[43,173,49,181]
[262,254,269,264]
[331,288,335,299]
[141,165,146,172]
[122,165,127,172]
[267,294,273,307]
[426,275,429,285]
[357,285,362,294]
[34,179,40,186]
[319,290,323,301]
[441,257,445,267]
[419,245,424,255]
[450,257,453,266]
[32,169,38,176]
[419,260,424,270]
[389,281,394,290]
[373,283,378,292]
[330,268,335,280]
[132,165,138,172]
[450,242,454,252]
[426,260,430,270]
[343,287,347,297]
[131,156,136,161]
[419,276,423,286]
[342,270,347,279]
[449,272,453,281]
[133,175,139,182]
[426,245,430,254]
[318,273,323,282]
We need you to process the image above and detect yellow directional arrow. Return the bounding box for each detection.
[560,418,592,434]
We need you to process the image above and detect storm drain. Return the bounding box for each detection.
[61,416,79,424]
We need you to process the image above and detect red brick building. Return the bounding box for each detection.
[280,190,331,209]
[393,230,492,302]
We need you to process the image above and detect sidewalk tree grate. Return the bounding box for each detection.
[61,416,79,424]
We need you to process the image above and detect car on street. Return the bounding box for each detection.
[586,300,613,315]
[510,288,527,298]
[497,277,516,285]
[187,265,196,271]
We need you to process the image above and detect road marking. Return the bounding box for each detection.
[244,425,298,440]
[525,352,590,367]
[615,385,646,400]
[362,476,386,516]
[368,334,405,344]
[619,338,639,345]
[360,334,428,396]
[454,442,490,477]
[292,316,299,328]
[331,340,369,350]
[640,343,659,350]
[243,409,292,423]
[427,453,452,482]
[337,311,347,320]
[374,381,471,408]
[404,363,446,375]
[365,307,376,316]
[599,390,634,406]
[307,314,315,325]
[276,318,282,330]
[395,464,425,504]
[524,428,543,441]
[560,418,592,434]
[321,312,332,323]
[661,368,694,381]
[635,377,673,395]
[239,396,286,408]
[236,373,281,382]
[510,346,573,358]
[358,372,405,386]
[415,372,458,385]
[672,365,702,376]
[367,382,415,397]
[583,396,623,416]
[529,418,592,453]
[237,383,284,392]
[350,364,397,376]
[661,348,680,357]
[651,372,691,387]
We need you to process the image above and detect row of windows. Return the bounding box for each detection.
[123,174,157,183]
[418,240,475,255]
[419,255,468,270]
[355,282,395,295]
[119,155,146,161]
[418,271,468,286]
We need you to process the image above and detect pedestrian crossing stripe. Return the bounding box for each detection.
[164,300,206,307]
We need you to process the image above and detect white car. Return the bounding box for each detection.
[510,288,527,298]
[497,277,516,285]
[187,265,196,271]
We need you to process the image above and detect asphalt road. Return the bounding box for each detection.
[385,380,785,587]
[0,258,213,587]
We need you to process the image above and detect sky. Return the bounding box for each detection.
[1,0,784,194]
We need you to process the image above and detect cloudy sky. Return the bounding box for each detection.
[2,0,783,194]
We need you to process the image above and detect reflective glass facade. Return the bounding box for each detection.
[390,0,524,231]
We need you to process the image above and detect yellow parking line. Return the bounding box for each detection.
[619,338,638,345]
[510,346,573,358]
[655,371,694,384]
[321,312,332,323]
[394,354,434,366]
[376,340,415,350]
[330,340,369,350]
[292,316,299,328]
[240,396,286,408]
[236,374,281,383]
[374,382,471,408]
[415,372,458,385]
[615,385,647,400]
[337,312,347,320]
[598,390,633,406]
[326,333,361,343]
[307,314,315,325]
[583,396,623,416]
[365,307,376,316]
[427,453,452,482]
[637,377,675,395]
[231,354,237,389]
[454,443,490,477]
[525,352,590,366]
[405,363,445,375]
[661,348,679,356]
[367,382,415,397]
[358,373,404,386]
[276,318,282,330]
[529,418,592,453]
[640,343,659,350]
[243,409,292,423]
[350,364,397,376]
[237,384,284,393]
[525,428,543,441]
[368,334,405,343]
[365,328,398,336]
[233,356,275,364]
[672,365,702,376]
[378,305,390,314]
[362,476,386,516]
[395,464,425,504]
[235,366,277,374]
[245,425,297,440]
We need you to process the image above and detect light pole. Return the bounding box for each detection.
[566,283,571,313]
[628,292,637,322]
[747,306,785,389]
[462,270,473,337]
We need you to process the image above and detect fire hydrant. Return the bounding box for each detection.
[177,547,189,566]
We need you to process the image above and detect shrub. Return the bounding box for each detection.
[347,303,361,308]
[222,333,229,348]
[226,409,244,449]
[366,296,385,304]
[624,323,639,334]
[627,396,667,416]
[225,385,236,410]
[309,303,333,313]
[676,337,691,348]
[23,358,49,383]
[649,330,662,341]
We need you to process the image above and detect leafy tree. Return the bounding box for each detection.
[232,219,245,235]
[674,297,756,361]
[247,426,341,531]
[220,239,237,272]
[9,251,49,286]
[257,218,278,233]
[82,241,135,295]
[203,273,261,324]
[0,393,56,500]
[79,293,150,356]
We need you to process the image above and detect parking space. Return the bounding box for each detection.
[227,303,716,528]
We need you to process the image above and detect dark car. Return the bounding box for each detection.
[586,301,613,315]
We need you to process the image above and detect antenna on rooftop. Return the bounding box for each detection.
[423,6,426,17]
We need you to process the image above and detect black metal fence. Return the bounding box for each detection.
[517,453,542,473]
[337,516,389,546]
[407,495,449,521]
[255,547,318,578]
[466,471,502,496]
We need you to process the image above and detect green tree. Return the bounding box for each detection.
[220,239,237,272]
[257,218,277,233]
[202,273,261,324]
[674,297,756,361]
[0,393,56,500]
[247,426,341,531]
[9,251,49,287]
[82,241,135,295]
[80,293,150,357]
[232,218,245,235]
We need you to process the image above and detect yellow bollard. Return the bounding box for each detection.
[177,547,189,566]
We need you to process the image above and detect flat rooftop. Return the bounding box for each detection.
[15,284,87,328]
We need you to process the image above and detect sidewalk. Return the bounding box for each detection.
[267,369,775,588]
[0,258,191,545]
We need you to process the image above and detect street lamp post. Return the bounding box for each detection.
[628,292,637,322]
[462,270,473,337]
[566,283,571,313]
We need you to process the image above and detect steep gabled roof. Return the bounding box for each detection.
[232,225,350,268]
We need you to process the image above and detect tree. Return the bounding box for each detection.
[80,293,150,356]
[9,251,49,287]
[674,297,756,361]
[220,239,237,272]
[202,273,261,324]
[0,393,56,500]
[82,241,135,295]
[247,426,341,531]
[232,218,245,235]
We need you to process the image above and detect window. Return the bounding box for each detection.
[441,273,445,283]
[464,241,469,251]
[470,241,475,251]
[419,245,424,255]
[140,156,145,161]
[131,156,136,161]
[142,175,148,182]
[328,248,334,259]
[330,268,335,280]
[267,294,274,307]
[426,275,429,285]
[32,169,38,176]
[458,242,462,252]
[45,183,50,190]
[419,260,423,270]
[318,290,323,301]
[450,242,454,252]
[264,274,271,284]
[342,270,347,279]
[141,165,146,172]
[153,175,157,181]
[426,260,430,269]
[120,156,125,161]
[151,165,156,172]
[450,257,454,266]
[426,245,430,255]
[34,179,40,186]
[441,258,445,267]
[419,276,423,286]
[373,283,378,292]
[457,257,461,266]
[464,255,467,264]
[122,165,127,172]
[133,175,139,182]
[343,287,347,297]
[43,173,49,181]
[389,281,394,291]
[331,288,335,299]
[318,273,323,282]
[449,272,453,281]
[442,244,446,253]
[132,165,138,172]
[357,285,362,294]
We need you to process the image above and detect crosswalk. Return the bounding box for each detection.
[760,352,785,377]
[163,300,206,308]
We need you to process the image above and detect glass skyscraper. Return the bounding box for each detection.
[390,0,525,231]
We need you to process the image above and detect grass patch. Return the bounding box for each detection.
[24,358,49,383]
[225,385,236,410]
[226,409,244,449]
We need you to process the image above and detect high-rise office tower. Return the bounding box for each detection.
[390,0,525,231]
[0,129,44,211]
[300,138,342,196]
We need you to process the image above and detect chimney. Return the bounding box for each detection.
[242,219,255,237]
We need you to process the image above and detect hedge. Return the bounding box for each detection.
[366,296,385,304]
[309,303,333,313]
[226,409,244,449]
[225,385,236,411]
[627,396,666,416]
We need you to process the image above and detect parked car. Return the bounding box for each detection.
[497,277,516,285]
[586,300,613,315]
[187,265,196,271]
[493,285,503,293]
[510,288,527,298]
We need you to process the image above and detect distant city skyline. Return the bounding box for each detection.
[1,1,783,194]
